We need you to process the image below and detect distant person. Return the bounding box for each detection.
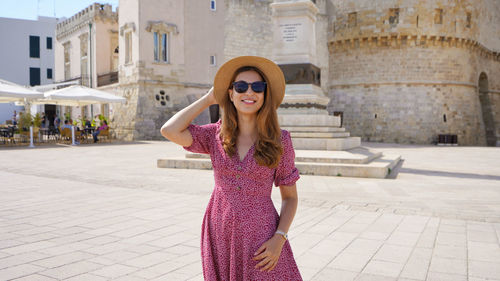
[92,120,108,143]
[41,112,46,128]
[69,119,80,131]
[12,110,17,125]
[54,114,61,128]
[61,120,72,130]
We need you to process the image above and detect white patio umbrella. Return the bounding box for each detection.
[0,79,44,148]
[40,85,126,106]
[37,85,126,146]
[0,78,44,103]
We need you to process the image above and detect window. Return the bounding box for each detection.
[210,0,216,11]
[466,12,471,28]
[29,67,40,86]
[63,42,71,80]
[154,32,169,63]
[47,68,53,79]
[348,12,357,28]
[435,9,443,24]
[389,8,399,25]
[29,36,40,58]
[210,55,216,66]
[154,32,159,61]
[162,34,168,62]
[125,31,132,64]
[46,37,52,49]
[80,33,89,86]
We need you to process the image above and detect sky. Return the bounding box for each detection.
[0,0,119,21]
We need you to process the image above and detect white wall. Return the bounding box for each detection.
[0,16,56,86]
[0,16,57,123]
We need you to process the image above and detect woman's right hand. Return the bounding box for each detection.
[205,87,217,105]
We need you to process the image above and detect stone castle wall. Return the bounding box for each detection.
[327,0,500,145]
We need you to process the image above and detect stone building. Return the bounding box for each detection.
[0,16,56,123]
[54,3,118,120]
[111,0,225,140]
[55,0,499,146]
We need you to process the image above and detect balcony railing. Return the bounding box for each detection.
[97,71,118,87]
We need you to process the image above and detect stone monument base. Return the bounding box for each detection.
[157,148,401,179]
[277,114,361,151]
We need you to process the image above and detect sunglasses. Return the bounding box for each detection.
[232,81,267,93]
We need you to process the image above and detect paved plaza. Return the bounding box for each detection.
[0,141,499,281]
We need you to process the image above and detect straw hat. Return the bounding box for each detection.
[213,56,285,109]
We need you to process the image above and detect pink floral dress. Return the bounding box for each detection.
[183,120,302,281]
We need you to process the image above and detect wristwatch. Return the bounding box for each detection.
[275,230,288,241]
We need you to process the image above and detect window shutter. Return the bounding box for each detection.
[29,36,40,58]
[30,68,41,86]
[47,37,53,49]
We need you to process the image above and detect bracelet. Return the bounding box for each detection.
[275,230,288,240]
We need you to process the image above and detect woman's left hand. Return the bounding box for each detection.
[253,234,286,272]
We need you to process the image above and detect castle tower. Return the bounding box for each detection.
[327,0,500,146]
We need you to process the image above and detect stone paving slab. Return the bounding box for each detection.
[0,141,499,280]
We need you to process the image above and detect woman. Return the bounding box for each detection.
[161,56,302,280]
[92,120,108,143]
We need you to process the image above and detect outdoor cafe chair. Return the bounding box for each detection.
[60,128,72,144]
[99,127,111,142]
[4,127,16,145]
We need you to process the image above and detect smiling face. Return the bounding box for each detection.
[228,70,265,117]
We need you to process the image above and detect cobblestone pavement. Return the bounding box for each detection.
[0,141,499,280]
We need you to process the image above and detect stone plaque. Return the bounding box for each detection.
[280,23,302,43]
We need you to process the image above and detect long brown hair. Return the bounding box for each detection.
[219,66,283,168]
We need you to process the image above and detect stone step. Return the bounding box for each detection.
[282,126,346,133]
[157,153,401,179]
[291,132,350,138]
[185,147,382,164]
[291,137,361,150]
[295,148,382,164]
[296,154,401,178]
[158,157,212,170]
[278,114,341,127]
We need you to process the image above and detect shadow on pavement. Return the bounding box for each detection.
[399,167,500,181]
[0,141,156,150]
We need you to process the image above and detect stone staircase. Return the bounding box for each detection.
[157,113,401,178]
[278,115,361,151]
[157,147,401,178]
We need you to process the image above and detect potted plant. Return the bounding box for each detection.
[32,113,42,128]
[16,112,32,141]
[32,113,42,142]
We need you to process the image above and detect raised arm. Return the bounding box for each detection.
[160,87,217,147]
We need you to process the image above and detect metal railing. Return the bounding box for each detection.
[97,71,118,87]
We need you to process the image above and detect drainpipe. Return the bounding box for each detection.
[89,22,93,118]
[89,22,93,88]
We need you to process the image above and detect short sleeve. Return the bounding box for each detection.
[274,130,300,187]
[182,122,218,154]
